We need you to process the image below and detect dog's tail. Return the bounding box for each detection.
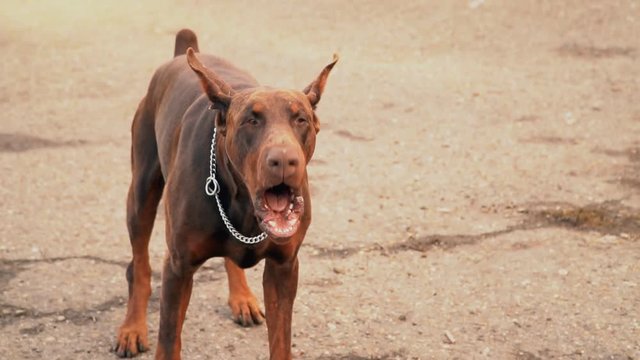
[174,28,199,57]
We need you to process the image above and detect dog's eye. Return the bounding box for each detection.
[295,117,308,125]
[245,117,260,126]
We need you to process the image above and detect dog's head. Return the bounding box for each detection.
[187,48,337,240]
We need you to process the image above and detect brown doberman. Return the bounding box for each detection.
[114,29,337,360]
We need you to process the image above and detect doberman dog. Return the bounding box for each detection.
[114,29,337,360]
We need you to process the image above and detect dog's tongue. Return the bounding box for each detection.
[265,191,289,212]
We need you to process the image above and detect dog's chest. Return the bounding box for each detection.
[226,245,263,269]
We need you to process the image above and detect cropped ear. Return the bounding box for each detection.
[303,54,338,108]
[186,47,235,111]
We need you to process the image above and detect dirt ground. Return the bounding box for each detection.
[1,0,639,359]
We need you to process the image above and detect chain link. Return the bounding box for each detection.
[205,122,268,244]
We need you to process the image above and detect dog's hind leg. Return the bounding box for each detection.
[115,97,165,358]
[224,258,265,327]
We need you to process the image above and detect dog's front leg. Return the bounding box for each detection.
[155,254,196,360]
[225,258,265,326]
[263,257,299,360]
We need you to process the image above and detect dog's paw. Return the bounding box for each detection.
[113,323,149,358]
[228,293,265,327]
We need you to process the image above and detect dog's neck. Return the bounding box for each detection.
[215,136,254,208]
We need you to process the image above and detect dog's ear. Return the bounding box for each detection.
[186,47,235,111]
[303,54,338,108]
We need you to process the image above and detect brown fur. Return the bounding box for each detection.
[114,29,336,360]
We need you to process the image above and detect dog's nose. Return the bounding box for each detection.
[265,146,301,181]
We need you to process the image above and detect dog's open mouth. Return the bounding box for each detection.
[256,184,304,239]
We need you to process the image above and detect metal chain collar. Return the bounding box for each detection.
[204,119,268,245]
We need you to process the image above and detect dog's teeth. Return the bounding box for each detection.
[289,203,293,210]
[268,220,276,227]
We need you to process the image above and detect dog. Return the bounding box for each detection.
[114,29,337,359]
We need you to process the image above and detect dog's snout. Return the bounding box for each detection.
[265,146,301,182]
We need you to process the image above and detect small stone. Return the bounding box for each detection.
[558,269,569,276]
[56,315,66,322]
[564,111,577,125]
[15,309,26,316]
[444,331,456,344]
[45,336,56,343]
